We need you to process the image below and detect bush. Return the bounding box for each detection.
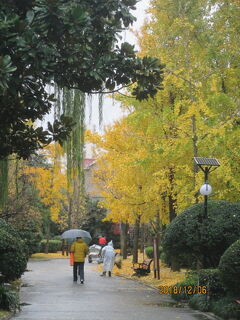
[15,227,41,255]
[189,294,210,312]
[171,272,198,301]
[8,210,43,256]
[219,240,240,296]
[40,239,62,253]
[52,235,62,241]
[160,252,170,265]
[145,246,163,259]
[210,297,240,320]
[163,200,240,268]
[0,284,19,312]
[198,269,225,297]
[0,219,28,281]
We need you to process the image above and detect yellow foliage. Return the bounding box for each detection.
[31,252,69,259]
[86,0,240,226]
[25,143,68,222]
[96,254,186,288]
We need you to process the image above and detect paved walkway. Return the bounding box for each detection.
[12,259,213,320]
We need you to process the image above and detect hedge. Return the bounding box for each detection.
[8,211,43,256]
[145,246,163,259]
[39,239,62,253]
[210,297,240,319]
[189,295,209,312]
[189,295,240,319]
[170,272,199,301]
[198,268,225,297]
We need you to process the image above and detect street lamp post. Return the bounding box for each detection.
[194,157,220,217]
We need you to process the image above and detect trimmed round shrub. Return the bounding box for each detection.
[145,246,163,259]
[163,200,240,268]
[219,239,240,296]
[40,239,62,253]
[0,219,28,281]
[198,269,225,297]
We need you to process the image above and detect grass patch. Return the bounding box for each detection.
[30,256,50,261]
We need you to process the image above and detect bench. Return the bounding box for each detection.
[132,259,153,277]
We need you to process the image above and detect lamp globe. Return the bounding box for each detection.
[200,183,212,196]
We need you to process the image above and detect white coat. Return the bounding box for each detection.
[102,242,115,272]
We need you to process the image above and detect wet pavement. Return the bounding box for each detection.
[12,259,215,320]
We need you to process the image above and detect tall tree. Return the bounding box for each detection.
[61,89,86,228]
[131,0,240,204]
[0,0,164,160]
[86,0,240,230]
[26,143,68,224]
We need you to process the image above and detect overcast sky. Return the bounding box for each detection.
[84,0,151,157]
[123,0,150,48]
[40,1,151,156]
[85,0,151,137]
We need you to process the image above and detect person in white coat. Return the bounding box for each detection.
[100,241,116,277]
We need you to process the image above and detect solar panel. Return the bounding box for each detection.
[194,157,220,167]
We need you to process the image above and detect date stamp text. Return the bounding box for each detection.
[159,285,208,295]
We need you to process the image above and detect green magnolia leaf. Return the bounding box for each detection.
[26,10,34,24]
[6,66,17,73]
[2,55,11,66]
[72,7,86,21]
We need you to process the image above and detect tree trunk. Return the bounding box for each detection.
[168,168,177,222]
[0,159,8,209]
[153,237,160,279]
[140,224,145,254]
[45,219,50,254]
[171,255,180,271]
[132,216,140,264]
[120,222,128,259]
[192,115,199,204]
[153,210,161,279]
[72,176,80,228]
[168,195,176,222]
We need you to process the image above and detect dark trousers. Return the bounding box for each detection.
[73,262,85,281]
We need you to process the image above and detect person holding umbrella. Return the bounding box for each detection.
[70,237,89,284]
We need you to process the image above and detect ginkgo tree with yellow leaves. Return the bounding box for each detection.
[122,0,240,205]
[25,143,68,251]
[86,118,182,261]
[137,0,240,190]
[86,0,240,263]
